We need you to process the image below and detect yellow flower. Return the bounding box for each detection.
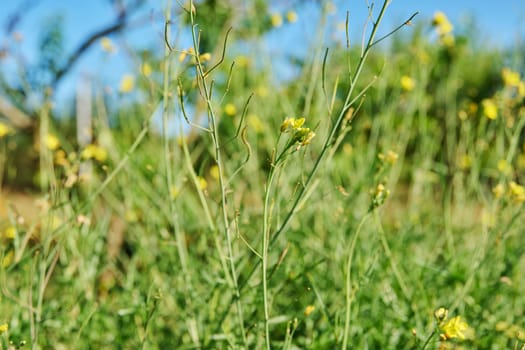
[439,33,455,47]
[81,144,108,162]
[286,11,298,23]
[197,176,208,190]
[0,323,8,333]
[492,183,505,198]
[2,250,14,268]
[519,82,525,97]
[295,128,315,146]
[378,150,399,164]
[54,149,69,166]
[400,76,415,91]
[509,181,525,202]
[281,118,294,132]
[0,122,11,138]
[432,11,453,35]
[119,74,135,93]
[482,99,497,120]
[3,226,16,239]
[502,68,520,88]
[141,62,152,77]
[271,13,283,28]
[497,159,512,175]
[100,37,115,53]
[370,183,390,210]
[224,103,237,116]
[178,51,188,62]
[304,305,315,316]
[280,117,305,133]
[432,12,448,26]
[209,165,219,180]
[440,316,469,340]
[292,118,305,129]
[45,134,60,150]
[179,47,194,63]
[434,307,448,322]
[199,52,211,62]
[437,21,453,36]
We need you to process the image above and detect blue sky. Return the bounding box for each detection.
[0,0,524,111]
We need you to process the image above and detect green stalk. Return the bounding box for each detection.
[238,0,395,293]
[187,1,247,345]
[341,213,370,349]
[262,161,278,350]
[162,2,201,346]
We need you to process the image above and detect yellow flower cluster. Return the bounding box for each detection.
[378,150,399,164]
[369,183,390,211]
[81,144,108,163]
[492,181,525,203]
[502,68,520,88]
[509,181,525,202]
[177,47,211,64]
[432,11,454,47]
[178,47,194,62]
[271,10,299,28]
[495,321,525,341]
[280,117,315,149]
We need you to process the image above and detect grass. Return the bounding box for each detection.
[1,1,525,349]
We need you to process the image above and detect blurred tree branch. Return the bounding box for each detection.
[4,0,42,35]
[0,0,150,128]
[51,0,147,88]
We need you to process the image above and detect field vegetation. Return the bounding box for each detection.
[1,1,525,349]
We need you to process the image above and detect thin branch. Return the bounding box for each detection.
[370,12,419,48]
[50,2,149,89]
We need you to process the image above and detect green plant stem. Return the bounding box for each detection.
[374,212,411,299]
[217,0,409,331]
[162,2,201,346]
[342,212,370,349]
[238,0,394,293]
[420,329,436,350]
[262,162,279,350]
[188,1,247,345]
